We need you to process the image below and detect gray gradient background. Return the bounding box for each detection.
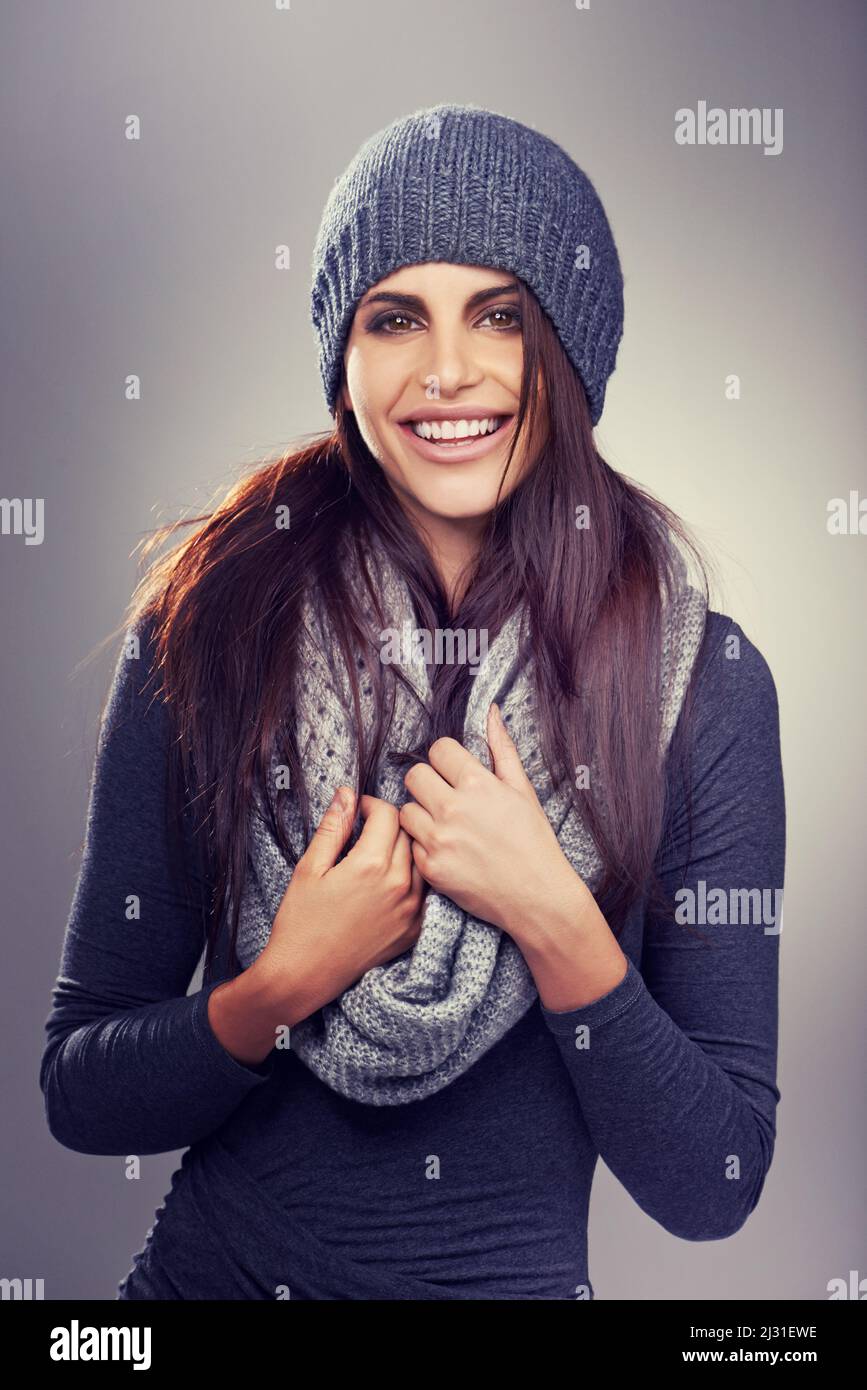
[2,0,864,1300]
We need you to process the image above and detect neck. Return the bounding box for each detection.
[399,502,486,613]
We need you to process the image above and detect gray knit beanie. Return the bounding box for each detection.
[310,103,625,427]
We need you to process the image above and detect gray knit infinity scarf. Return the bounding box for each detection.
[234,531,707,1106]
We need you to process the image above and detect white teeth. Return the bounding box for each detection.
[409,416,503,441]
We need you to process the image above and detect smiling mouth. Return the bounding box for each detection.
[398,415,513,448]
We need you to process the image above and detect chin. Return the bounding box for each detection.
[407,482,502,522]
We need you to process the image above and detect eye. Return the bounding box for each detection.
[366,304,522,335]
[368,311,422,334]
[478,306,522,332]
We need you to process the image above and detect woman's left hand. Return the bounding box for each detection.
[398,701,587,937]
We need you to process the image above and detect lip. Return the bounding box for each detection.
[399,404,511,423]
[396,416,516,464]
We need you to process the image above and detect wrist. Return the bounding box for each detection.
[247,945,322,1032]
[508,872,629,1012]
[499,865,595,951]
[207,954,314,1067]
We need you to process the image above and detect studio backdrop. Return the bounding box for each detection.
[1,0,864,1304]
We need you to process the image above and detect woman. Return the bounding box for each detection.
[39,103,785,1300]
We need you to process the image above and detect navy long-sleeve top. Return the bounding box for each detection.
[39,606,785,1300]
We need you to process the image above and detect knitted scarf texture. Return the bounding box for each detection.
[235,531,708,1106]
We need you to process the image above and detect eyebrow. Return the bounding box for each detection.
[358,280,520,314]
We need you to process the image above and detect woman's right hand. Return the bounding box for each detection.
[208,786,428,1066]
[255,785,428,1024]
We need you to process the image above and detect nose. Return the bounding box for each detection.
[418,321,483,398]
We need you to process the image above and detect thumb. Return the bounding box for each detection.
[301,785,356,876]
[487,703,538,801]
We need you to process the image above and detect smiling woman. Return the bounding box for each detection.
[340,263,545,585]
[40,102,784,1300]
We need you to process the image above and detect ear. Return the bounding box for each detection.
[341,379,354,414]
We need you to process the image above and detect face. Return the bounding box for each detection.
[340,262,544,545]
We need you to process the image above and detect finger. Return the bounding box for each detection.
[391,820,413,878]
[410,833,433,882]
[425,735,482,788]
[347,793,402,863]
[397,797,436,851]
[301,785,357,877]
[410,859,427,907]
[402,758,453,818]
[486,702,537,795]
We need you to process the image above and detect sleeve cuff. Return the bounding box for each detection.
[539,956,645,1036]
[191,979,277,1085]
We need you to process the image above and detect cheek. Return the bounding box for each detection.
[343,343,376,414]
[345,331,408,393]
[486,337,524,390]
[344,346,404,441]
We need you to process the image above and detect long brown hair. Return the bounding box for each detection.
[96,276,713,980]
